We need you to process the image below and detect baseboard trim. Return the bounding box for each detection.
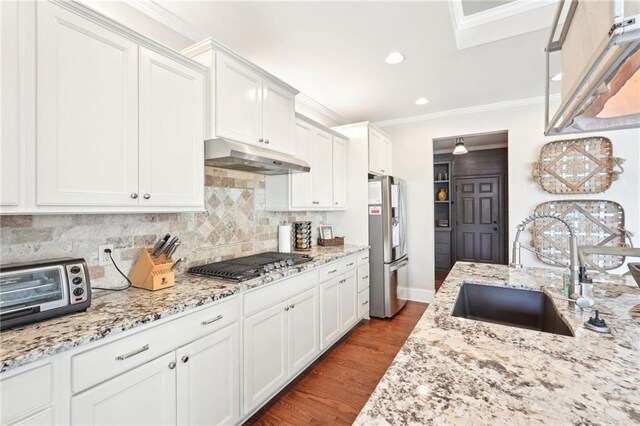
[401,288,435,303]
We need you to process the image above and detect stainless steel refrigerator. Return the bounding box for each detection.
[368,175,408,318]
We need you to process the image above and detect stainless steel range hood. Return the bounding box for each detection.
[545,0,640,135]
[204,138,310,175]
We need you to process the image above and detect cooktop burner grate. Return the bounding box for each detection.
[188,252,313,282]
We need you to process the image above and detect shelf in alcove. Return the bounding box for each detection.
[434,180,450,183]
[434,201,451,204]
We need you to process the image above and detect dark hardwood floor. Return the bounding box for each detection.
[244,301,429,426]
[435,270,449,292]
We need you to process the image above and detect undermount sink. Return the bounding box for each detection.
[452,283,574,337]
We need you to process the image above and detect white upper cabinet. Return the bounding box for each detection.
[265,115,348,211]
[183,40,297,155]
[1,1,21,209]
[332,136,348,209]
[36,0,140,207]
[138,47,204,207]
[312,128,333,208]
[290,120,315,208]
[216,53,262,145]
[261,79,295,154]
[369,127,392,175]
[2,0,206,214]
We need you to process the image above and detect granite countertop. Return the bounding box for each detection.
[0,244,368,374]
[356,262,640,425]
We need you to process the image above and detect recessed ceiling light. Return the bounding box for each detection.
[385,52,405,65]
[415,97,429,106]
[551,73,562,82]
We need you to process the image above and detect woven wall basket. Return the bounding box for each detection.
[532,200,629,271]
[532,137,624,194]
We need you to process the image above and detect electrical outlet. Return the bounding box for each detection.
[99,245,114,266]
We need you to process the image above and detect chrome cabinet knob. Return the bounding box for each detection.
[131,193,138,199]
[290,304,295,309]
[168,361,176,369]
[181,355,189,363]
[264,139,270,144]
[284,306,290,311]
[143,194,151,199]
[259,138,264,143]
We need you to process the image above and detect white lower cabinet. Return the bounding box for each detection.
[176,324,240,425]
[320,256,359,350]
[340,271,358,331]
[243,301,289,414]
[243,286,320,415]
[72,352,177,425]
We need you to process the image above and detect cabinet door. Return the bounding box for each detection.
[320,277,341,349]
[36,1,139,206]
[340,271,358,332]
[1,0,21,207]
[262,80,295,154]
[71,353,177,425]
[216,53,262,146]
[332,137,347,209]
[368,128,383,174]
[290,120,315,209]
[288,288,320,376]
[176,324,240,426]
[312,129,333,208]
[243,302,288,415]
[138,47,204,207]
[381,137,392,175]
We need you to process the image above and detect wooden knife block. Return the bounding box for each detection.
[128,248,175,291]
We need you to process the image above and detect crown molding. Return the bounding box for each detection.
[376,93,562,128]
[123,0,206,42]
[295,93,347,126]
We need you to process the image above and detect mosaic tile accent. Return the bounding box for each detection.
[0,169,327,289]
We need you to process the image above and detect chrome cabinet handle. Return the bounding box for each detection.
[143,193,151,199]
[168,361,176,369]
[339,279,346,283]
[201,314,223,325]
[181,355,189,363]
[362,301,369,306]
[116,344,149,361]
[346,262,355,267]
[381,169,385,173]
[328,269,338,274]
[362,275,369,280]
[130,193,138,199]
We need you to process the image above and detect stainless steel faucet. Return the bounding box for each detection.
[510,213,581,297]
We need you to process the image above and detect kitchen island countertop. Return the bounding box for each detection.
[356,262,640,425]
[0,244,368,373]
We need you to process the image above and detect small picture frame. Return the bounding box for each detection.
[319,225,334,240]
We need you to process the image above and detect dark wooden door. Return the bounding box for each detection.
[455,176,502,264]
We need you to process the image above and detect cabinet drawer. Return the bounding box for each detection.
[72,297,238,393]
[0,364,52,424]
[356,251,370,266]
[318,255,356,283]
[244,270,318,316]
[358,289,369,319]
[357,264,370,292]
[435,231,451,244]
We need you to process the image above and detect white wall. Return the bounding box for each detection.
[383,100,640,300]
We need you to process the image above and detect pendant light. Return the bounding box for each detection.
[453,137,468,155]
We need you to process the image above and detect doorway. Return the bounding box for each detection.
[432,131,509,292]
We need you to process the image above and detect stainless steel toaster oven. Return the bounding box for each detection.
[0,258,91,330]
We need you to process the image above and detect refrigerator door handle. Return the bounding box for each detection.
[390,258,409,272]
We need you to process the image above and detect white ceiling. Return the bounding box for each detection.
[124,0,562,124]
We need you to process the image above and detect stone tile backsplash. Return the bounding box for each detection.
[0,168,327,289]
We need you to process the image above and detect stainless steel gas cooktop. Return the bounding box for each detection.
[188,252,313,282]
